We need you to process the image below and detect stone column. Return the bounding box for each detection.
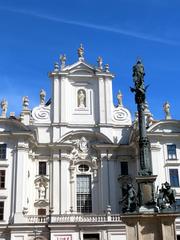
[14,142,29,223]
[122,213,178,240]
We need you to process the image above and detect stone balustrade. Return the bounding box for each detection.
[26,214,121,223]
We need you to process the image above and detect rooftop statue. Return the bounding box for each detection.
[117,90,123,107]
[77,44,84,60]
[97,56,103,70]
[163,101,171,120]
[1,99,8,117]
[40,89,46,105]
[60,54,66,69]
[22,96,29,110]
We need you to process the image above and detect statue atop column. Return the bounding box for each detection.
[131,59,152,176]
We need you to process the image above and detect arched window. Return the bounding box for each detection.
[76,164,92,213]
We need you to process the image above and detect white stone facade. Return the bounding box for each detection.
[0,48,179,240]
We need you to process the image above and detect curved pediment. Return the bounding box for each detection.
[56,130,112,144]
[147,120,180,133]
[0,118,31,133]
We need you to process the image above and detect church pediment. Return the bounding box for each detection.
[148,120,180,133]
[62,61,100,76]
[0,118,30,133]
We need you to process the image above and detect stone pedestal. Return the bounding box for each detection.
[136,175,157,212]
[121,213,178,240]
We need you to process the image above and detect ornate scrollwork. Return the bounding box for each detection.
[32,105,50,123]
[113,107,129,122]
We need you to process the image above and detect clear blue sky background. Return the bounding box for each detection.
[0,0,179,120]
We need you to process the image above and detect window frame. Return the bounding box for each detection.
[169,168,179,187]
[121,162,128,175]
[38,161,47,175]
[0,170,5,189]
[0,144,6,160]
[76,174,92,213]
[167,144,177,160]
[0,201,4,221]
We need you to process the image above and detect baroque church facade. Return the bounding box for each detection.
[0,46,180,240]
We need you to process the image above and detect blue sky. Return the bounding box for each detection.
[0,0,179,120]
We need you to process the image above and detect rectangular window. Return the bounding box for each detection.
[77,175,92,213]
[0,202,4,220]
[38,208,46,215]
[0,170,5,189]
[121,162,128,175]
[167,144,177,159]
[169,169,179,187]
[0,144,6,160]
[39,162,46,175]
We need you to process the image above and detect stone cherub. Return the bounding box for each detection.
[157,182,176,210]
[120,183,137,212]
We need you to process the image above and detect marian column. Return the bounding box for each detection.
[131,59,156,209]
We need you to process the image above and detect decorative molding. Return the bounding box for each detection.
[32,105,50,123]
[112,106,131,124]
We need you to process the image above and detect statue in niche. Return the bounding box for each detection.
[22,96,29,110]
[1,99,8,117]
[78,90,86,108]
[79,137,89,153]
[39,182,46,200]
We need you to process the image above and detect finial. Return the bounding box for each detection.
[105,64,109,72]
[163,101,171,120]
[117,90,123,107]
[97,56,103,70]
[77,43,84,61]
[40,89,46,105]
[22,96,29,110]
[0,99,8,118]
[54,62,59,72]
[60,54,66,70]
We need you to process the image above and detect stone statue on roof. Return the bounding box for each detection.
[77,44,84,60]
[40,89,46,105]
[163,101,171,120]
[60,54,66,69]
[1,99,8,118]
[22,96,29,110]
[117,90,123,107]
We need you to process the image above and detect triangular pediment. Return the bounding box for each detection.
[148,120,180,133]
[62,61,100,75]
